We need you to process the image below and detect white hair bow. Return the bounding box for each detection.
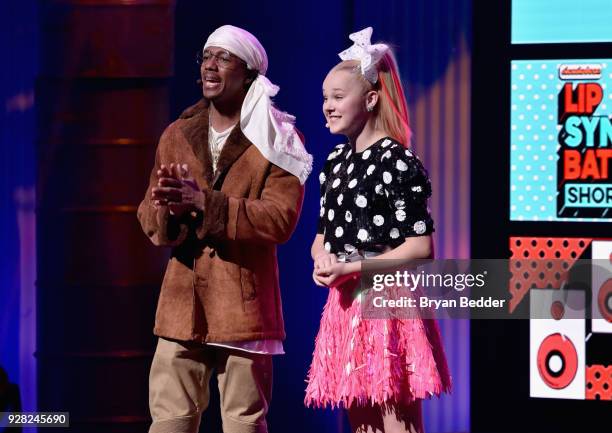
[338,27,389,83]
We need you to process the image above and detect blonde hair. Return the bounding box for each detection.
[331,51,412,146]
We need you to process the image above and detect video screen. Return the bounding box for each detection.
[510,59,612,222]
[512,0,612,44]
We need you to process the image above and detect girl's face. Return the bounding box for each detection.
[322,69,370,137]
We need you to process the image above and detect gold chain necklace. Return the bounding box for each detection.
[208,112,221,172]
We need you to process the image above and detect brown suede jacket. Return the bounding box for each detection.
[137,100,304,343]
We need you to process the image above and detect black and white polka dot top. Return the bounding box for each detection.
[317,136,434,255]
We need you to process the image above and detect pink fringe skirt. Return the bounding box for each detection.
[305,277,452,409]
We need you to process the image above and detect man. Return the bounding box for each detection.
[137,25,311,433]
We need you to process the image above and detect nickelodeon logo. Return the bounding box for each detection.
[559,64,602,80]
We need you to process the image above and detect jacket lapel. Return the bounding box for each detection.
[178,99,253,190]
[178,100,214,187]
[213,126,252,188]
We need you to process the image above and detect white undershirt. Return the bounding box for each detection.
[206,124,285,356]
[209,124,235,173]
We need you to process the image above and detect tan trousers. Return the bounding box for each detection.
[148,337,273,433]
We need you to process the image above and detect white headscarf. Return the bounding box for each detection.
[204,25,312,184]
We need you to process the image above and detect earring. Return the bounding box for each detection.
[366,105,373,112]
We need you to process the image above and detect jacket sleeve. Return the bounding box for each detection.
[137,124,190,247]
[194,164,305,244]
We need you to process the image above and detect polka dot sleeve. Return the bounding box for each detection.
[382,147,435,237]
[316,152,335,235]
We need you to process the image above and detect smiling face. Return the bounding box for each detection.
[200,46,252,107]
[322,64,375,138]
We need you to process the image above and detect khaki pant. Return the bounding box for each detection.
[148,338,273,433]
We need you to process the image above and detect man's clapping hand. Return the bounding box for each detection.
[151,163,205,217]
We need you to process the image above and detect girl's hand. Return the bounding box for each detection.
[312,252,337,287]
[313,252,337,272]
[315,262,352,287]
[312,269,327,287]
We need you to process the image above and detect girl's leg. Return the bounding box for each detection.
[347,403,384,433]
[381,400,424,433]
[348,400,424,433]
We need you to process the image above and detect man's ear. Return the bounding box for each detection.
[244,70,258,89]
